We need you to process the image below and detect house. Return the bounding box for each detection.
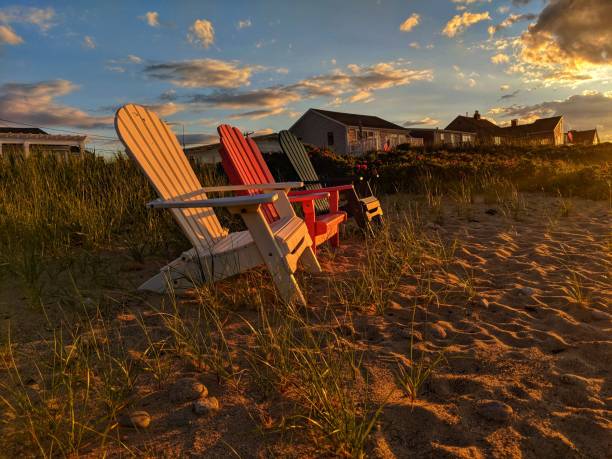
[503,116,564,146]
[185,133,281,164]
[445,111,565,146]
[567,129,600,145]
[290,108,412,155]
[445,111,506,145]
[407,128,476,147]
[0,127,87,156]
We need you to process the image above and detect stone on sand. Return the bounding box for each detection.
[476,400,513,422]
[170,377,208,403]
[428,322,447,339]
[118,410,151,429]
[518,287,534,296]
[193,396,220,416]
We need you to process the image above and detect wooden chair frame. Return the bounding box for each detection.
[115,104,321,305]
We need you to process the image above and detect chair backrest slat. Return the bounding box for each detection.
[279,130,329,213]
[218,124,279,222]
[115,104,225,251]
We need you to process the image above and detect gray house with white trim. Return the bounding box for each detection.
[289,108,413,155]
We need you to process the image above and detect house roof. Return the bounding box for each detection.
[569,129,598,143]
[503,116,562,136]
[310,108,407,131]
[0,126,47,134]
[445,116,501,135]
[446,115,563,137]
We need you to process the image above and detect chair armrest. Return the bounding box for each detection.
[288,191,330,203]
[147,193,278,209]
[313,184,355,193]
[319,176,364,185]
[203,181,303,192]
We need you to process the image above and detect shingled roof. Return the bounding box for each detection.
[446,114,563,138]
[311,108,407,131]
[0,127,47,134]
[503,116,562,135]
[445,116,502,135]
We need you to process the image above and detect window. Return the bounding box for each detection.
[327,132,334,146]
[348,128,357,143]
[493,136,501,145]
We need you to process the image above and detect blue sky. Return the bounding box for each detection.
[0,0,610,152]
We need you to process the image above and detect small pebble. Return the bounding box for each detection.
[518,287,534,296]
[476,400,513,422]
[170,377,208,403]
[118,410,151,429]
[428,323,447,339]
[193,397,220,416]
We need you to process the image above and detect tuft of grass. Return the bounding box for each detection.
[244,303,387,458]
[0,302,137,457]
[394,305,446,404]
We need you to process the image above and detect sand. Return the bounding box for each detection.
[2,193,610,458]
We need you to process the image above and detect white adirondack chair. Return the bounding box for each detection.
[114,104,323,305]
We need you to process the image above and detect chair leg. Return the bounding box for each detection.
[300,246,322,273]
[236,207,308,306]
[274,270,307,306]
[331,231,340,248]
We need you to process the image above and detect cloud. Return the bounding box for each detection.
[188,19,214,48]
[237,19,251,29]
[500,84,510,91]
[180,133,218,145]
[82,35,96,49]
[0,24,22,45]
[512,0,612,84]
[106,66,125,73]
[491,53,510,64]
[144,59,256,88]
[127,54,142,64]
[442,11,491,37]
[348,90,374,103]
[184,61,433,120]
[400,13,420,32]
[467,78,477,87]
[499,89,520,99]
[141,11,159,27]
[0,80,112,128]
[0,6,56,32]
[229,107,287,120]
[409,42,420,49]
[190,87,301,109]
[403,116,440,127]
[488,13,536,36]
[489,91,612,139]
[144,102,186,117]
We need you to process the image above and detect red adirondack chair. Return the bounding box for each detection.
[218,124,347,250]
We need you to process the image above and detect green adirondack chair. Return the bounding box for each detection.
[278,130,383,230]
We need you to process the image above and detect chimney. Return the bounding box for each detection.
[511,119,518,127]
[473,110,481,120]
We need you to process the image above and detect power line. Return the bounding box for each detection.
[0,116,118,141]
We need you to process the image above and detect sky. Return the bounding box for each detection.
[0,0,611,153]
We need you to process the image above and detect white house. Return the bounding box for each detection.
[0,127,86,157]
[290,108,414,155]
